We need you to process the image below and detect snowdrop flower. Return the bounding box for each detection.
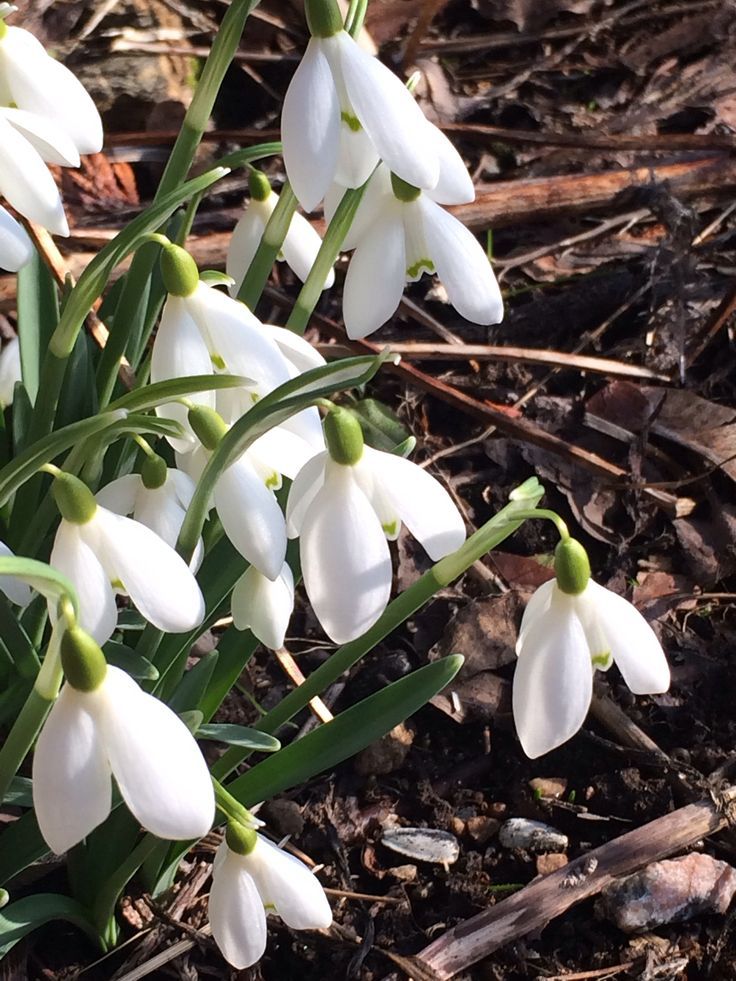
[513,538,671,759]
[227,169,334,294]
[209,822,332,969]
[0,205,32,271]
[232,563,295,649]
[48,471,205,645]
[33,624,215,853]
[287,407,466,643]
[95,454,204,571]
[341,168,503,339]
[282,0,469,211]
[0,334,21,406]
[0,539,31,607]
[0,16,103,236]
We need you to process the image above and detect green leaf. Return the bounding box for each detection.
[0,893,99,958]
[0,557,78,618]
[227,655,463,804]
[17,250,59,405]
[108,373,251,414]
[103,643,159,681]
[348,398,411,452]
[4,776,32,808]
[0,809,49,888]
[167,651,218,713]
[197,724,280,752]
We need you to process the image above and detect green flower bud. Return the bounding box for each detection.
[61,625,108,692]
[160,244,199,298]
[188,405,228,451]
[324,407,364,466]
[390,173,421,203]
[141,454,168,490]
[52,473,97,525]
[554,537,591,596]
[248,169,272,203]
[225,820,258,856]
[305,0,342,37]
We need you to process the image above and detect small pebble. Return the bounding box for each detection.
[536,852,569,875]
[599,853,736,933]
[529,776,568,799]
[499,818,568,853]
[382,828,460,865]
[354,723,414,775]
[259,799,304,838]
[465,816,500,845]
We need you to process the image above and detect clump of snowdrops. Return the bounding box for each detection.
[0,0,669,968]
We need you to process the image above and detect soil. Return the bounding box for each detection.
[2,0,736,978]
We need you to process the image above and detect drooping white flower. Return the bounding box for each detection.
[0,539,32,607]
[513,538,671,760]
[49,472,205,645]
[33,632,214,854]
[209,827,332,970]
[227,169,334,294]
[95,459,204,571]
[286,407,466,643]
[0,334,21,405]
[340,167,503,339]
[0,205,32,272]
[281,0,470,211]
[232,563,294,649]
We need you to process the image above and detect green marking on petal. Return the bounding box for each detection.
[591,651,612,670]
[341,111,361,133]
[111,578,124,591]
[407,258,434,278]
[382,520,398,537]
[211,353,226,371]
[265,472,280,490]
[250,391,260,404]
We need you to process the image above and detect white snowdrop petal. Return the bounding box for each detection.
[134,485,186,550]
[246,835,333,929]
[363,446,466,560]
[587,581,671,694]
[1,27,103,154]
[0,204,33,273]
[285,451,328,537]
[168,468,197,509]
[94,508,205,634]
[419,196,504,325]
[96,667,214,839]
[95,474,140,515]
[226,205,268,296]
[282,38,341,212]
[280,209,335,287]
[335,31,439,191]
[301,464,392,644]
[326,166,392,252]
[232,563,294,649]
[32,685,111,854]
[513,599,593,759]
[50,521,118,645]
[516,578,556,654]
[209,848,267,969]
[267,324,326,374]
[423,123,475,205]
[214,455,287,580]
[250,426,318,481]
[0,539,31,607]
[0,107,80,167]
[0,115,68,234]
[343,204,406,339]
[333,118,380,190]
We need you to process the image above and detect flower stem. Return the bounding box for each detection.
[236,183,299,310]
[495,507,570,541]
[91,834,162,936]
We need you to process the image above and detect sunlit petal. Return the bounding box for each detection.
[232,563,294,649]
[245,835,333,929]
[209,845,267,969]
[50,521,118,645]
[343,202,405,339]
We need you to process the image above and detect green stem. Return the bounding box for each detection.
[213,778,257,827]
[285,182,368,335]
[502,508,569,541]
[92,834,161,936]
[213,480,544,778]
[344,0,369,37]
[236,183,298,310]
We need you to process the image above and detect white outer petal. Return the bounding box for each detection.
[516,578,556,654]
[214,455,287,580]
[0,205,33,273]
[267,325,326,374]
[282,38,340,212]
[281,209,335,288]
[0,27,103,154]
[0,538,31,607]
[95,666,215,840]
[0,107,80,166]
[134,485,185,549]
[50,520,118,644]
[334,116,379,190]
[93,508,205,634]
[209,845,267,969]
[423,122,475,205]
[226,202,269,296]
[300,462,392,644]
[419,196,504,325]
[343,202,406,340]
[286,451,328,537]
[245,835,333,929]
[326,166,392,252]
[362,446,466,559]
[32,685,111,854]
[512,597,593,759]
[232,563,295,649]
[95,474,140,515]
[333,31,439,191]
[249,425,319,481]
[586,581,671,694]
[0,114,68,234]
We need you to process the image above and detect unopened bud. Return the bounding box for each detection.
[554,538,591,595]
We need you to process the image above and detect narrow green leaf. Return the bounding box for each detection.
[4,776,32,808]
[0,893,99,958]
[17,250,59,405]
[167,651,219,713]
[197,724,280,752]
[0,557,78,617]
[108,373,251,414]
[226,655,463,803]
[103,643,159,681]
